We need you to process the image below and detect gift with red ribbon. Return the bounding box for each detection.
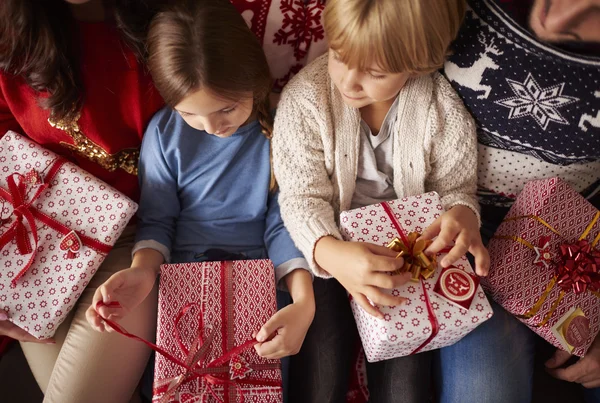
[485,177,600,357]
[339,192,493,362]
[148,260,282,403]
[0,131,137,339]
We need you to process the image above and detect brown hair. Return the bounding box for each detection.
[324,0,466,74]
[147,0,276,190]
[0,0,168,123]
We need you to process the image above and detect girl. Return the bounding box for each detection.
[273,0,531,402]
[86,0,315,373]
[0,1,166,402]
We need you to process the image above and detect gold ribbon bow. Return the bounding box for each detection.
[387,232,437,281]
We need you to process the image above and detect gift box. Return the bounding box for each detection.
[484,177,600,357]
[153,260,282,403]
[339,192,493,362]
[0,131,137,339]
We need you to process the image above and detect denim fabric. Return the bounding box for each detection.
[288,278,359,403]
[584,386,600,403]
[433,299,535,403]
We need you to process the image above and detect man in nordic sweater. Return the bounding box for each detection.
[444,0,600,400]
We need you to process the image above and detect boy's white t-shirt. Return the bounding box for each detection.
[350,96,400,209]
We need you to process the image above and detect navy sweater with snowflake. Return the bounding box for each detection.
[443,0,600,237]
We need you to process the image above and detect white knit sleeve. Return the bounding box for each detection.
[272,90,342,278]
[426,75,481,225]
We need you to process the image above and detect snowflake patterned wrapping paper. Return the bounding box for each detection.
[339,193,493,362]
[153,260,282,403]
[0,131,137,339]
[484,178,600,357]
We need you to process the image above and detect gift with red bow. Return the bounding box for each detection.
[339,192,493,362]
[149,260,282,403]
[485,177,600,357]
[0,131,137,339]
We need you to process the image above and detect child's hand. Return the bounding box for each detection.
[85,265,157,332]
[315,237,411,318]
[253,297,315,359]
[421,205,490,276]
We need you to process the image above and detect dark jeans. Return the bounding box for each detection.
[289,276,536,403]
[288,278,431,403]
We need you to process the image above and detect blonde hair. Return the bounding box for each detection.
[323,0,466,74]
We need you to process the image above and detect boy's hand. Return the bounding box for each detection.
[253,297,315,359]
[85,265,157,332]
[315,237,411,318]
[421,205,490,276]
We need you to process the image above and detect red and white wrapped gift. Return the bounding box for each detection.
[484,177,600,357]
[152,260,282,403]
[340,192,493,362]
[0,131,137,339]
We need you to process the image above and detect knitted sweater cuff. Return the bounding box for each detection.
[297,216,343,278]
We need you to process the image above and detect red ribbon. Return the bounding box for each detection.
[0,160,112,286]
[96,300,279,403]
[556,240,600,295]
[381,202,441,355]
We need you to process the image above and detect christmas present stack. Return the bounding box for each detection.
[151,260,282,403]
[484,177,600,357]
[0,131,137,339]
[340,192,493,362]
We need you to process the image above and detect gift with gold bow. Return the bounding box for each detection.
[340,193,493,362]
[0,131,137,339]
[485,177,600,357]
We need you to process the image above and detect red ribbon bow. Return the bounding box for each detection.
[381,202,441,355]
[556,240,600,295]
[97,301,278,403]
[0,160,112,286]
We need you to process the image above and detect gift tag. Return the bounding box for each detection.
[551,307,591,353]
[229,354,253,380]
[59,231,82,259]
[433,267,479,310]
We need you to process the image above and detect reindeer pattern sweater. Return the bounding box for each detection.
[273,54,479,277]
[443,0,600,214]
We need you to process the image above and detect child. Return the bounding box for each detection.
[86,0,315,365]
[272,1,520,402]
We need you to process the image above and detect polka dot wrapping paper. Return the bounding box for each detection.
[339,193,493,362]
[0,131,138,339]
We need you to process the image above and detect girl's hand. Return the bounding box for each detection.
[315,237,410,318]
[253,297,315,359]
[85,265,157,332]
[421,205,490,276]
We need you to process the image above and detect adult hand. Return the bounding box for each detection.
[314,236,411,318]
[546,334,600,388]
[422,205,490,276]
[0,311,54,343]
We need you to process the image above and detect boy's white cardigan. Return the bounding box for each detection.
[273,54,479,277]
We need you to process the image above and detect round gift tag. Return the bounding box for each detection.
[439,268,475,303]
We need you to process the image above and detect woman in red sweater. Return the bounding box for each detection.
[0,1,165,402]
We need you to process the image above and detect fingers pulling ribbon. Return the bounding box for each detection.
[96,301,278,403]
